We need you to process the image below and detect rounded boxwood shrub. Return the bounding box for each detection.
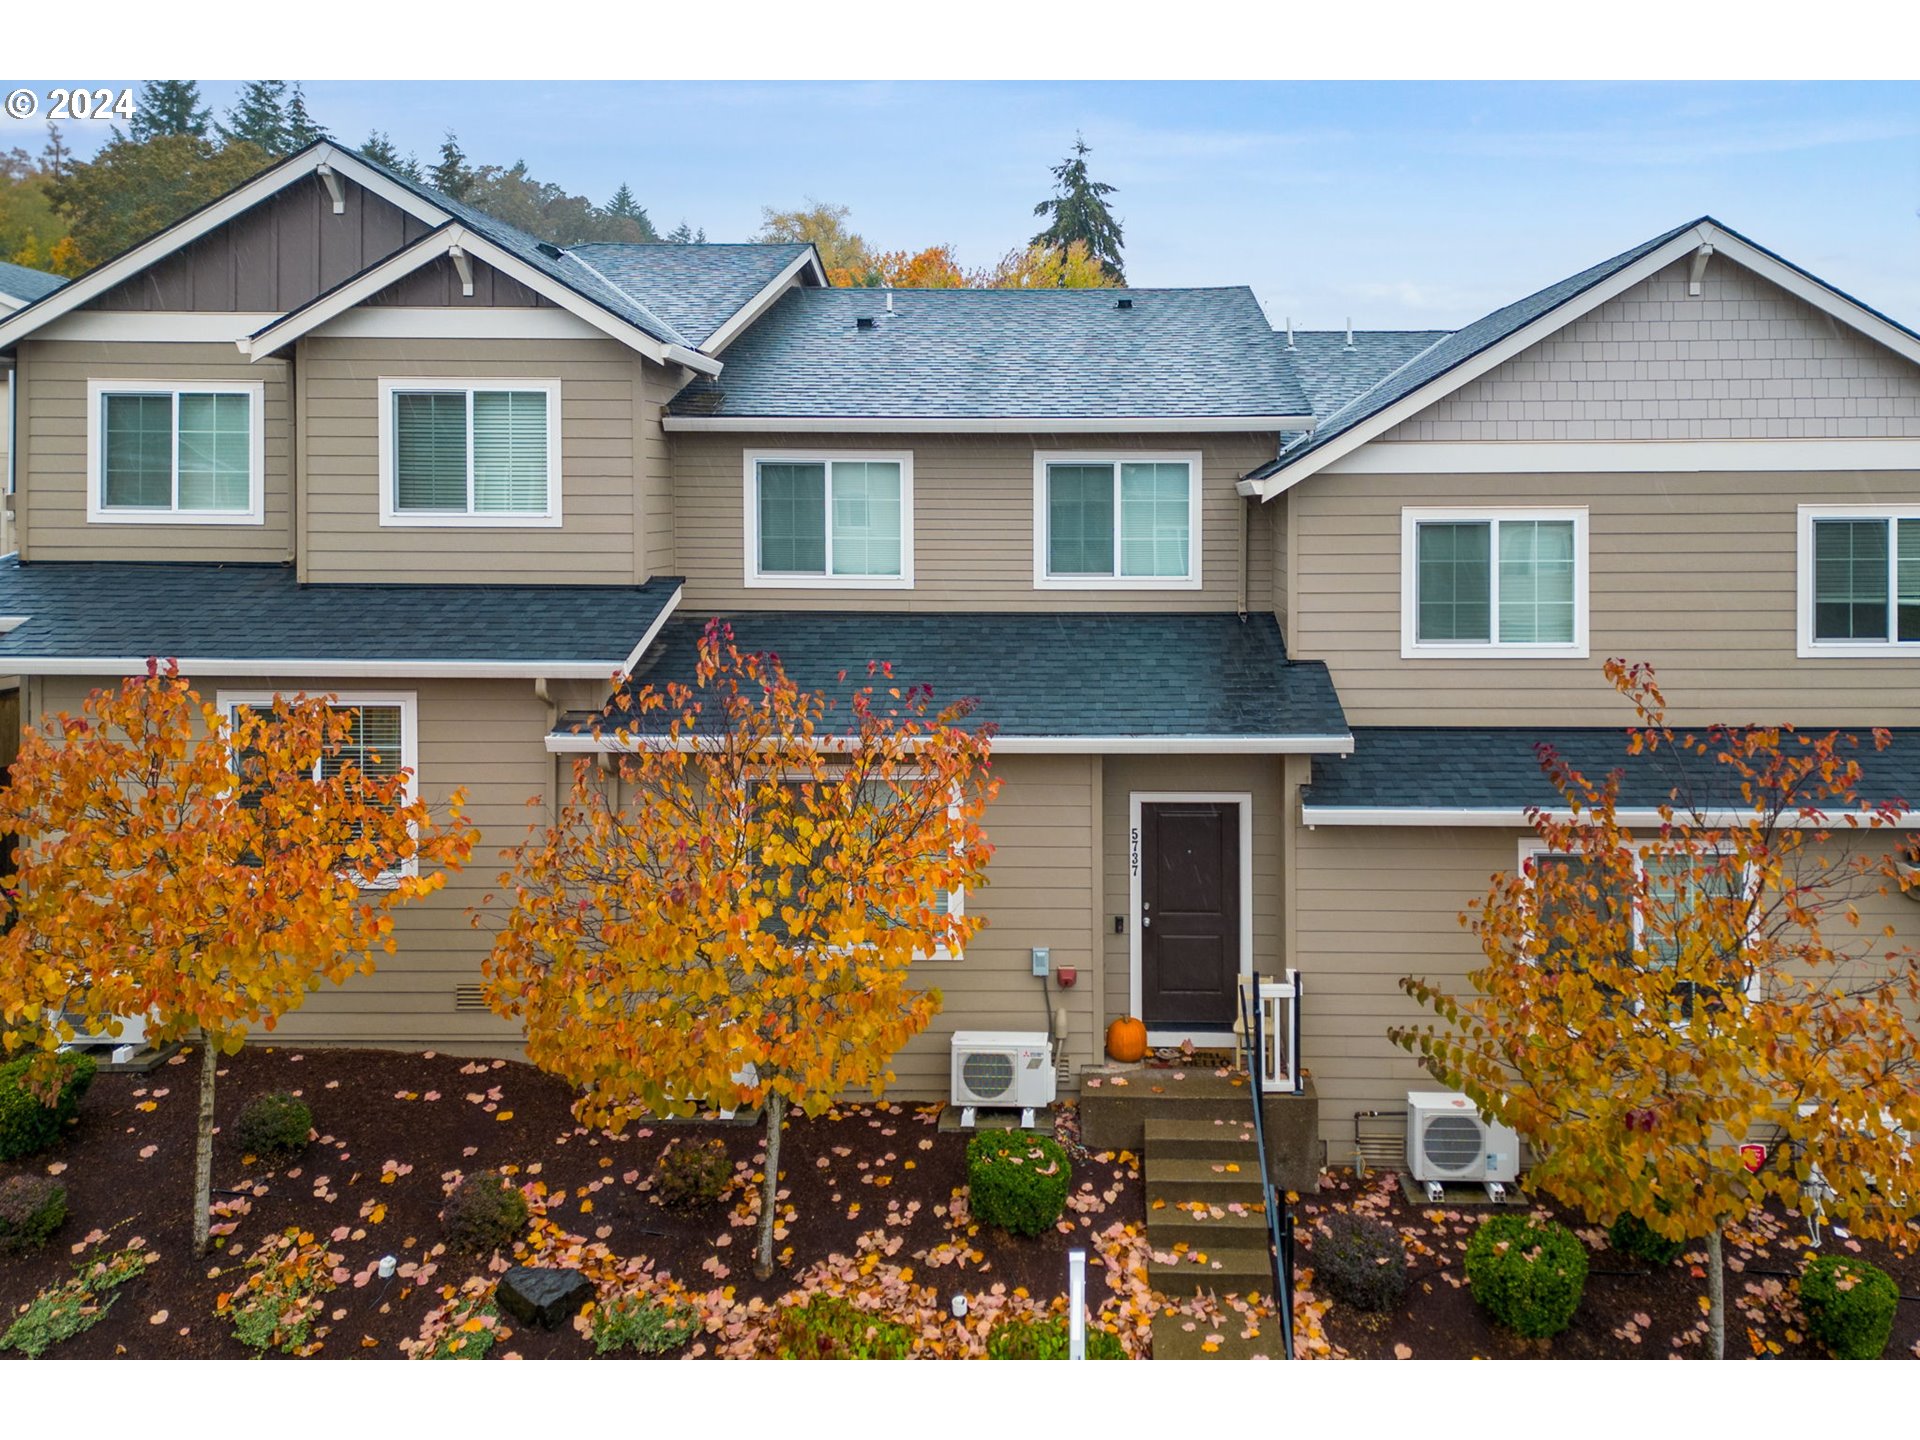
[654,1137,732,1209]
[1798,1253,1899,1359]
[0,1052,96,1161]
[1464,1215,1589,1339]
[441,1170,530,1255]
[966,1129,1071,1238]
[985,1316,1126,1359]
[233,1091,313,1163]
[0,1174,69,1255]
[1607,1210,1689,1267]
[769,1295,913,1359]
[1313,1210,1409,1312]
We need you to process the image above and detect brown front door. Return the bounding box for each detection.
[1139,800,1240,1029]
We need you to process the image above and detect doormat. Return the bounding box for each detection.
[1395,1173,1529,1208]
[1145,1048,1235,1070]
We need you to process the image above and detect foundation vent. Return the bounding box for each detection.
[453,984,487,1012]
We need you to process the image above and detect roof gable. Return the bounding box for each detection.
[563,242,822,349]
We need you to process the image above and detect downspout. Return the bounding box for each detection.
[533,677,559,819]
[285,345,300,572]
[1236,484,1250,619]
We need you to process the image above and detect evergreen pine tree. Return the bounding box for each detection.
[39,122,73,179]
[126,81,211,142]
[358,130,420,180]
[665,221,706,244]
[1030,135,1125,284]
[220,81,293,156]
[284,85,328,149]
[603,183,659,240]
[430,133,474,200]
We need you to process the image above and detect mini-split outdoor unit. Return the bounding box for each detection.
[950,1031,1055,1128]
[1407,1091,1520,1199]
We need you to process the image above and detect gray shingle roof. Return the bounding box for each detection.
[1282,329,1453,419]
[576,611,1348,742]
[0,258,64,306]
[669,285,1312,422]
[564,243,814,348]
[0,556,680,670]
[1303,727,1920,813]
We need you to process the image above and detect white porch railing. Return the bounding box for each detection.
[1241,969,1302,1094]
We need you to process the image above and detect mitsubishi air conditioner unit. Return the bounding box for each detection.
[1407,1091,1521,1201]
[951,1031,1056,1128]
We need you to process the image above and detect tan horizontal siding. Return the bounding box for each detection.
[17,340,293,563]
[670,430,1276,612]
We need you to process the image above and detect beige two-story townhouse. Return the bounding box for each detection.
[3,141,1919,1164]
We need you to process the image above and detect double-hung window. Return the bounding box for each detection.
[745,452,912,587]
[1035,452,1202,589]
[87,379,264,524]
[378,378,560,526]
[1402,508,1588,658]
[1797,506,1920,656]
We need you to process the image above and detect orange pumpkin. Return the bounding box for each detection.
[1105,1016,1148,1064]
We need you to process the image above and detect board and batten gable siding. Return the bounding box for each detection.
[86,172,435,315]
[13,338,293,563]
[1381,255,1920,442]
[670,430,1278,612]
[297,336,673,585]
[367,253,553,309]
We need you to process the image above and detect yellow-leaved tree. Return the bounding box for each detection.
[484,620,997,1276]
[1392,661,1920,1357]
[0,661,475,1253]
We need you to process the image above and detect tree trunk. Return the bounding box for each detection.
[192,1037,218,1257]
[1706,1228,1726,1359]
[755,1093,785,1280]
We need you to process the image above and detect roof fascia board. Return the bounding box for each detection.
[1299,804,1918,829]
[548,731,1355,756]
[0,144,442,352]
[2,656,633,679]
[617,583,683,675]
[1242,227,1711,501]
[665,414,1308,434]
[1317,437,1920,476]
[1703,227,1920,370]
[700,250,825,357]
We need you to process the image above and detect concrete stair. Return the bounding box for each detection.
[1149,1311,1287,1360]
[1141,1115,1276,1316]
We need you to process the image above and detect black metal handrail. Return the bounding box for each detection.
[1240,969,1295,1359]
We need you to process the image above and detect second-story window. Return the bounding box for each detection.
[1400,507,1589,658]
[1798,507,1920,655]
[1034,452,1202,589]
[744,452,913,588]
[378,378,561,527]
[87,379,264,525]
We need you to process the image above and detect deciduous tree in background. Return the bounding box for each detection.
[1392,661,1920,1357]
[0,663,474,1254]
[44,134,271,273]
[978,238,1119,290]
[484,621,997,1277]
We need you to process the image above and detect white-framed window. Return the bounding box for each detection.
[1033,451,1203,590]
[86,379,265,525]
[217,690,420,883]
[742,451,913,588]
[1401,507,1589,658]
[1796,504,1920,657]
[377,377,561,527]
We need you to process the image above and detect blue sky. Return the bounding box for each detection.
[9,80,1918,330]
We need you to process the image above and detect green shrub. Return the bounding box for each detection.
[0,1051,96,1161]
[653,1137,732,1209]
[1798,1253,1899,1359]
[985,1316,1126,1359]
[441,1170,529,1254]
[217,1227,339,1357]
[1313,1210,1409,1312]
[0,1242,151,1357]
[966,1129,1071,1238]
[592,1292,699,1356]
[233,1091,313,1162]
[1607,1210,1689,1267]
[0,1174,69,1255]
[769,1296,913,1359]
[1464,1215,1589,1339]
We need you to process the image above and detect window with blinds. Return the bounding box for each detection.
[1404,509,1587,655]
[385,380,556,522]
[1810,515,1920,644]
[1038,454,1199,585]
[93,382,258,520]
[748,453,911,585]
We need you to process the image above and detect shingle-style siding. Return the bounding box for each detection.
[1382,256,1920,442]
[87,173,433,314]
[1287,466,1920,726]
[671,430,1279,612]
[297,336,668,585]
[14,339,293,563]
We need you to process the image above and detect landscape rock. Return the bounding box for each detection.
[496,1264,594,1328]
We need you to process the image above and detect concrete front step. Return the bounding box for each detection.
[1142,1116,1259,1159]
[1151,1310,1287,1359]
[1146,1246,1274,1299]
[1146,1204,1269,1248]
[1145,1155,1267,1205]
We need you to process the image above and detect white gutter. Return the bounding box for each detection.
[664,415,1311,435]
[1299,804,1920,829]
[547,731,1355,756]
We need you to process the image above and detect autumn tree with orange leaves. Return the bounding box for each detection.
[0,663,474,1254]
[1393,661,1920,1358]
[484,621,997,1277]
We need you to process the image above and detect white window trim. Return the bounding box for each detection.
[1128,791,1254,1046]
[86,378,266,526]
[1795,503,1920,659]
[377,377,562,528]
[1033,450,1204,591]
[742,450,915,590]
[1400,506,1590,660]
[216,690,421,884]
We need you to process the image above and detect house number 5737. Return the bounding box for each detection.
[1129,826,1139,877]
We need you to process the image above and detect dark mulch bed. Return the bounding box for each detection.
[1298,1170,1920,1360]
[0,1046,1141,1359]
